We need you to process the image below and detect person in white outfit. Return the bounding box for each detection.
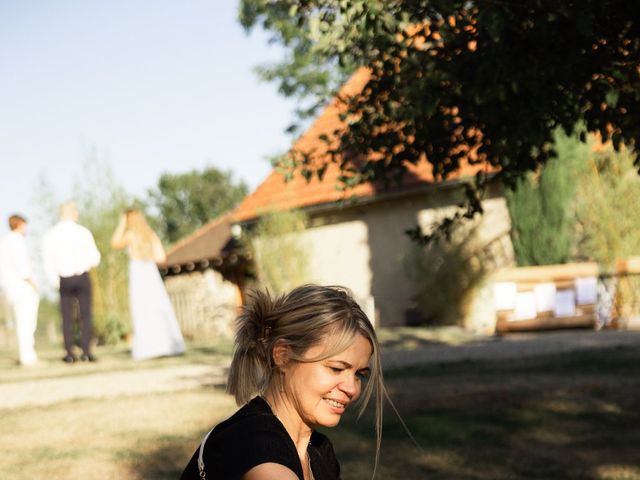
[43,202,101,363]
[0,214,39,366]
[111,207,185,360]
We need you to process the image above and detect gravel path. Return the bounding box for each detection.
[0,364,227,410]
[2,329,640,410]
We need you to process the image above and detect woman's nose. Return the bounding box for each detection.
[339,375,359,398]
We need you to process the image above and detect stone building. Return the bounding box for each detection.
[160,214,246,339]
[231,68,515,331]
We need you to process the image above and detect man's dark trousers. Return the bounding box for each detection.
[59,271,93,356]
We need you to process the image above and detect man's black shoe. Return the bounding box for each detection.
[62,354,77,363]
[80,354,97,362]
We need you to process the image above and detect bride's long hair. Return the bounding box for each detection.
[125,208,160,260]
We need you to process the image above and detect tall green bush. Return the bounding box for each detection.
[506,129,589,266]
[34,153,132,344]
[405,223,487,326]
[73,157,132,344]
[575,144,640,267]
[575,143,640,323]
[250,209,311,294]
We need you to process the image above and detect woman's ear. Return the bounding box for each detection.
[271,340,289,369]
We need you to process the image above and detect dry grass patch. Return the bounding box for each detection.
[3,339,640,479]
[0,390,236,480]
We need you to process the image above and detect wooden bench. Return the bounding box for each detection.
[492,262,599,334]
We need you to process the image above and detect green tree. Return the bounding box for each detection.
[249,209,311,294]
[575,142,640,324]
[146,167,248,244]
[241,1,640,238]
[73,156,132,344]
[34,151,132,344]
[239,0,356,133]
[575,143,640,267]
[506,129,590,266]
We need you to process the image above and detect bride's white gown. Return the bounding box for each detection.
[129,259,185,360]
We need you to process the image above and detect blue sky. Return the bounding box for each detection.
[0,0,297,235]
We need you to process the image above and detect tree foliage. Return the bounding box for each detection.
[240,1,640,238]
[146,167,248,244]
[574,141,640,324]
[405,223,487,326]
[73,159,132,344]
[239,0,357,132]
[575,142,640,268]
[506,129,589,266]
[249,209,311,294]
[34,152,132,344]
[506,128,640,269]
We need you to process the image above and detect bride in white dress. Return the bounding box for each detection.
[111,208,185,360]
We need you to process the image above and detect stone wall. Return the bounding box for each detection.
[163,269,238,339]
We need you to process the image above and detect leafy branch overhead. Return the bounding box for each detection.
[241,0,640,237]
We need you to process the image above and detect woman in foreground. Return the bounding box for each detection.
[180,284,384,480]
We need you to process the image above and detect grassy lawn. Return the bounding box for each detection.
[335,347,640,479]
[2,336,640,479]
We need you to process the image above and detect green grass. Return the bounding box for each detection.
[2,339,640,479]
[0,332,233,383]
[376,325,481,350]
[332,346,640,479]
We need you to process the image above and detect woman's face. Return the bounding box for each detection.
[282,333,373,429]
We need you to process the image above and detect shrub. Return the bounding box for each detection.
[575,143,640,267]
[34,153,132,344]
[575,142,640,324]
[249,209,311,294]
[505,128,589,266]
[74,158,131,344]
[405,223,487,326]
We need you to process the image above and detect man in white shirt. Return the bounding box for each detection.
[43,202,101,363]
[0,214,39,366]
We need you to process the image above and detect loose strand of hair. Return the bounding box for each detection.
[383,384,423,453]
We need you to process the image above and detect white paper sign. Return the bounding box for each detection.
[575,276,598,305]
[514,292,537,320]
[554,290,576,317]
[493,282,517,311]
[534,282,556,312]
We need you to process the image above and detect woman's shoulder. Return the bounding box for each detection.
[212,397,287,440]
[182,397,302,480]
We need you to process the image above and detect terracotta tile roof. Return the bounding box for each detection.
[232,67,486,223]
[163,213,234,267]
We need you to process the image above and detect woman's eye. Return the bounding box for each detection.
[356,371,369,380]
[329,366,343,373]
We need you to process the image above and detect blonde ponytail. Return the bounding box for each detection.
[226,289,282,404]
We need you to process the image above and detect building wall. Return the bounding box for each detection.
[297,184,514,328]
[164,185,515,335]
[298,219,376,324]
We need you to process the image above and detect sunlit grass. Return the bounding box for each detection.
[2,338,640,479]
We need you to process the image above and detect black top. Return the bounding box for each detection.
[180,396,341,480]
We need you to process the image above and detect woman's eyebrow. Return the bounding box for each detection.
[328,360,352,368]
